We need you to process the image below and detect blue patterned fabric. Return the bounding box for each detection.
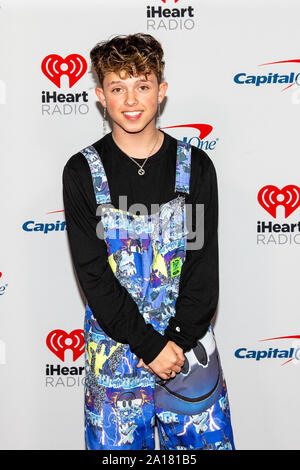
[81,140,235,450]
[175,141,191,194]
[81,145,111,205]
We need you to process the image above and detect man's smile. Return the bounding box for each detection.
[122,111,144,120]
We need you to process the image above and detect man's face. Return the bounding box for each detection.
[95,70,168,134]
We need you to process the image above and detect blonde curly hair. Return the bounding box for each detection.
[90,33,165,85]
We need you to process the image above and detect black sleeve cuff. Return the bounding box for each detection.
[164,317,210,353]
[130,325,169,365]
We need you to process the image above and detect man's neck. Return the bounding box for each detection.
[112,125,163,159]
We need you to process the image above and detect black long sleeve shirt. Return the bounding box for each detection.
[62,131,219,365]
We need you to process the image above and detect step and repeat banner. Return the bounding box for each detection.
[1,0,300,450]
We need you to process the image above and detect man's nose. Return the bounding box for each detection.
[124,90,138,106]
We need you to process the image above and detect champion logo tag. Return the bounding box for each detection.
[170,257,181,277]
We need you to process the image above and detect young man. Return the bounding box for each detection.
[63,33,235,450]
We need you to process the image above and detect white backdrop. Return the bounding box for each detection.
[1,0,300,450]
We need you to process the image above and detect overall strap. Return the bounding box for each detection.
[80,145,112,205]
[175,140,192,194]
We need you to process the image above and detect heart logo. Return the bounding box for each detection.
[41,54,87,88]
[46,329,84,362]
[257,185,300,218]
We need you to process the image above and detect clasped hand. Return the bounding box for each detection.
[137,341,185,380]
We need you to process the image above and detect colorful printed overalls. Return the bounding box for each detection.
[81,140,235,450]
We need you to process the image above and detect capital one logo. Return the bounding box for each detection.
[161,123,213,139]
[258,185,300,218]
[41,54,87,88]
[0,270,7,296]
[46,329,84,362]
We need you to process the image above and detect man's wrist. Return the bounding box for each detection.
[131,327,169,365]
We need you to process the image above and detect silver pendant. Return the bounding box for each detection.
[138,168,145,176]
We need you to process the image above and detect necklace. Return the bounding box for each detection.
[112,131,160,176]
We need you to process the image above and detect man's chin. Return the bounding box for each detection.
[113,118,156,135]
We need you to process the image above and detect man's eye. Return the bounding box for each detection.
[140,86,149,91]
[112,88,122,93]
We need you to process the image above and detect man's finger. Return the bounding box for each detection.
[175,352,185,363]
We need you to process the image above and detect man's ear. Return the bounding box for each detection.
[95,87,106,108]
[158,81,168,104]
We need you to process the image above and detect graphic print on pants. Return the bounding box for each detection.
[81,140,235,450]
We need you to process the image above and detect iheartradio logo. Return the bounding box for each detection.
[258,185,300,218]
[46,329,84,362]
[41,54,87,88]
[147,0,195,31]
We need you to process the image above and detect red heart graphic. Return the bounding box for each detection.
[257,185,300,218]
[41,54,87,88]
[46,329,84,362]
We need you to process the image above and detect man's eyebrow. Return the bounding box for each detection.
[107,78,153,87]
[107,80,122,87]
[136,77,154,84]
